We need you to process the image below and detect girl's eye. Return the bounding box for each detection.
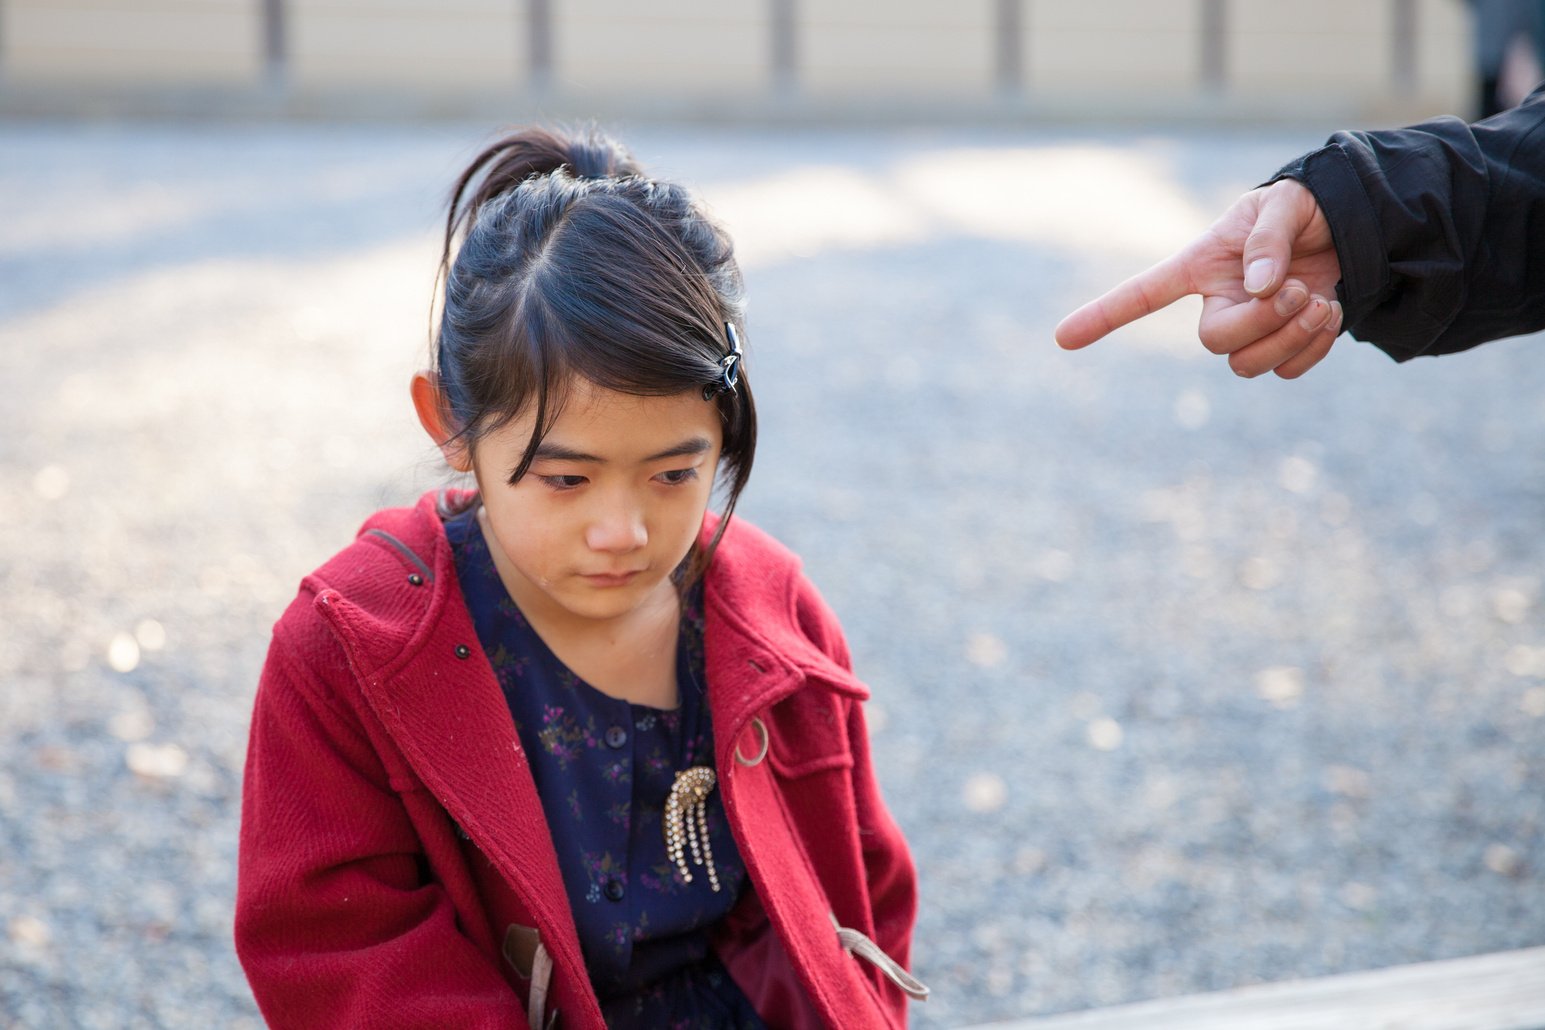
[539,474,588,490]
[655,468,698,486]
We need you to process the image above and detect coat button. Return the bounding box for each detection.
[408,573,424,586]
[604,879,625,902]
[455,644,471,659]
[604,726,628,749]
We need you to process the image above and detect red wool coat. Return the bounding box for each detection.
[235,492,921,1029]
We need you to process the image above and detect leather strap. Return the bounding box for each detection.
[831,915,930,1001]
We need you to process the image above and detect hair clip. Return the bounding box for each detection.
[704,321,743,400]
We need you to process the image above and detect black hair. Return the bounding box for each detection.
[432,126,756,580]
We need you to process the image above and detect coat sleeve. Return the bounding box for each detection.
[793,576,920,1008]
[842,698,919,994]
[1273,85,1545,361]
[235,621,526,1029]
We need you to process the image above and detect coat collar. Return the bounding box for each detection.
[698,509,869,715]
[328,493,869,731]
[305,493,867,1005]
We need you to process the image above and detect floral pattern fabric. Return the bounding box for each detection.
[446,509,764,1029]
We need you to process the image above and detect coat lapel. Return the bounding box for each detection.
[697,521,886,1028]
[311,497,592,1018]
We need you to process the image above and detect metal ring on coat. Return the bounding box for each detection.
[734,717,770,767]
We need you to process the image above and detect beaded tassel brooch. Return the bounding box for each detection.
[664,766,721,892]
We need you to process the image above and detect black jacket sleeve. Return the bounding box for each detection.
[1272,86,1545,362]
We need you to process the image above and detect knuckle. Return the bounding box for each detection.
[1274,362,1305,380]
[1197,324,1231,354]
[1244,226,1279,251]
[1296,303,1330,333]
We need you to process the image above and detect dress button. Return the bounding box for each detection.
[454,644,471,659]
[604,725,628,749]
[407,573,424,587]
[604,879,625,902]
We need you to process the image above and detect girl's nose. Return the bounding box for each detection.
[585,501,647,554]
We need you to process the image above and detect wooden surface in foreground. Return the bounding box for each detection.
[968,946,1545,1030]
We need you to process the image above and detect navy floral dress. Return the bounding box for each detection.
[446,509,766,1029]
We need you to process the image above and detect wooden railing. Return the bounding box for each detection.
[962,945,1545,1030]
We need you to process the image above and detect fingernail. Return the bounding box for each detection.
[1273,285,1307,317]
[1297,299,1328,332]
[1244,258,1274,294]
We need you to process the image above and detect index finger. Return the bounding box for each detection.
[1054,252,1194,350]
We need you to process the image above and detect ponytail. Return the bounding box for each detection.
[440,127,640,269]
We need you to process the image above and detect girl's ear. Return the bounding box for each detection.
[411,371,474,473]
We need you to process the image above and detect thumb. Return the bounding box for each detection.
[1241,178,1318,297]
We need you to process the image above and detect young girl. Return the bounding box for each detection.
[235,127,924,1029]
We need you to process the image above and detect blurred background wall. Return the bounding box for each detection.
[0,0,1486,123]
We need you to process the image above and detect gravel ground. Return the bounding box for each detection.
[2,120,1543,1029]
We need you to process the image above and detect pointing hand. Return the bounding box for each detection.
[1055,178,1344,379]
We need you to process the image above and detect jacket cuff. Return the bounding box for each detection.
[1269,142,1403,359]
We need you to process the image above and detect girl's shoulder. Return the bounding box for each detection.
[704,511,802,576]
[701,512,810,615]
[703,514,853,674]
[271,491,459,654]
[258,491,475,730]
[311,490,458,591]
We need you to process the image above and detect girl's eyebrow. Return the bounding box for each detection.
[533,442,602,463]
[643,437,713,462]
[531,436,713,464]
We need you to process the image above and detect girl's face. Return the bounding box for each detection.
[463,378,724,631]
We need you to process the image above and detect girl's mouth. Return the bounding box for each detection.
[581,570,643,588]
